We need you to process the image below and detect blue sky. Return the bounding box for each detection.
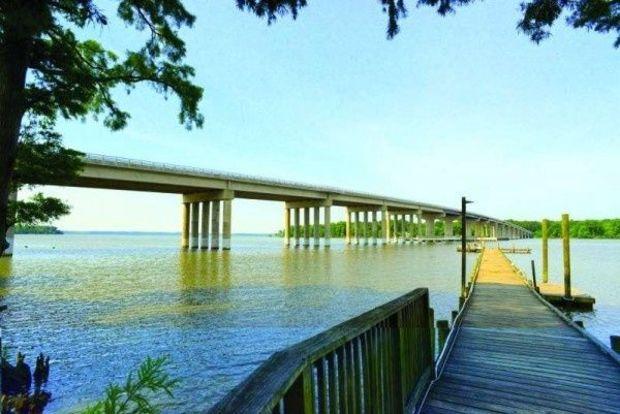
[26,1,620,232]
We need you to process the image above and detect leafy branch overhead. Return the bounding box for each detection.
[2,0,204,130]
[236,0,620,46]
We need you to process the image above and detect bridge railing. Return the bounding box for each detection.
[209,288,434,414]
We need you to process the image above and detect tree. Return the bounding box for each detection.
[237,1,619,44]
[0,0,204,254]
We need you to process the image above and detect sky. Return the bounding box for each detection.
[23,1,620,232]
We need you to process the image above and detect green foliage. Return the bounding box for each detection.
[8,116,83,228]
[508,219,620,239]
[1,0,204,130]
[13,224,62,234]
[277,218,462,238]
[236,0,620,45]
[81,356,179,414]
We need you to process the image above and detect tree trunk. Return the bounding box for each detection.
[0,35,29,255]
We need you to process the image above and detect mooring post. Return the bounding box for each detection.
[611,336,620,353]
[436,320,449,353]
[562,213,572,300]
[542,218,549,283]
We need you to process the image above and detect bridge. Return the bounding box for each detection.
[9,153,531,252]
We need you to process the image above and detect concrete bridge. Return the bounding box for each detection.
[4,154,532,254]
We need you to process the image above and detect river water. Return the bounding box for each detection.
[0,234,618,412]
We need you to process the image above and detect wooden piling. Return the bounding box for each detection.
[542,218,549,283]
[562,213,572,300]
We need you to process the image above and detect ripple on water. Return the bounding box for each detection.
[4,235,617,412]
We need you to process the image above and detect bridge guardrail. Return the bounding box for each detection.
[208,288,434,414]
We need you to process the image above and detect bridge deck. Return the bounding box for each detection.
[422,249,620,413]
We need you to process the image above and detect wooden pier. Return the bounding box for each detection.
[421,249,620,413]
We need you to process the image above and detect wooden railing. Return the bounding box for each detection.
[209,288,435,413]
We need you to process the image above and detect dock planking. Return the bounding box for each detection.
[421,249,620,414]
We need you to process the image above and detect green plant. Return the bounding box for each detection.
[81,356,179,414]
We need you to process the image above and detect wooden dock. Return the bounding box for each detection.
[422,249,620,413]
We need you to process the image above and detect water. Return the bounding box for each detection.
[0,235,618,412]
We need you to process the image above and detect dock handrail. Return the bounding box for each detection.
[209,288,434,413]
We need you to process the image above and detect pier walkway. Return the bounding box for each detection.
[422,249,620,413]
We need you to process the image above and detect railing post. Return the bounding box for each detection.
[436,320,449,354]
[282,365,314,413]
[429,307,435,362]
[391,312,405,412]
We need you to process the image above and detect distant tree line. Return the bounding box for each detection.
[508,219,620,239]
[14,224,63,234]
[276,220,463,238]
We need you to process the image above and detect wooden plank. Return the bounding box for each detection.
[421,249,620,414]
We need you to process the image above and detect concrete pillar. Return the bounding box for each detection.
[313,207,320,247]
[181,202,190,249]
[294,208,300,247]
[382,207,390,244]
[345,208,351,245]
[363,211,369,245]
[324,206,331,247]
[303,208,310,247]
[425,217,435,238]
[418,212,425,239]
[211,201,220,250]
[201,201,210,249]
[392,214,398,243]
[409,214,416,241]
[222,199,232,250]
[400,215,406,243]
[444,219,454,238]
[355,211,360,245]
[284,208,291,247]
[190,202,200,249]
[371,210,378,245]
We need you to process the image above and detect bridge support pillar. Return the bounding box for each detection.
[190,202,200,249]
[324,206,331,247]
[422,213,442,239]
[284,207,291,247]
[222,199,232,250]
[400,215,406,243]
[345,208,351,245]
[444,219,454,238]
[372,211,378,245]
[285,199,333,248]
[294,208,300,247]
[382,206,390,244]
[355,211,361,245]
[181,202,190,249]
[363,211,369,245]
[211,201,220,250]
[303,208,310,247]
[183,190,234,250]
[201,201,210,249]
[313,207,320,247]
[392,214,398,243]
